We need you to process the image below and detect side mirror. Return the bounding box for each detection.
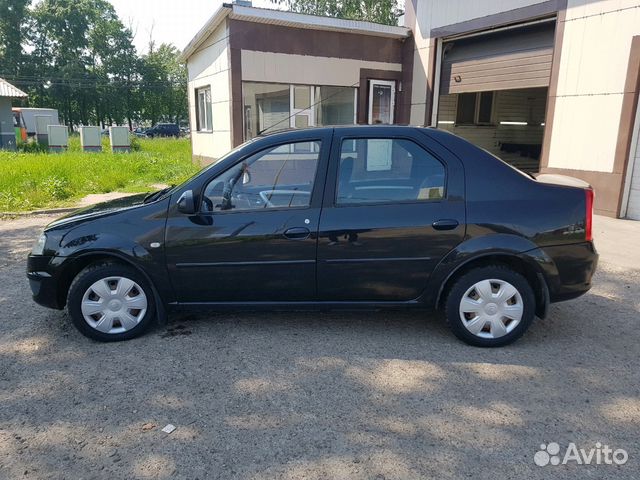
[177,190,196,214]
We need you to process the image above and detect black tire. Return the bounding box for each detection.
[445,265,535,347]
[67,262,156,342]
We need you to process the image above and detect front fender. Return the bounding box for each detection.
[59,231,156,261]
[54,225,174,307]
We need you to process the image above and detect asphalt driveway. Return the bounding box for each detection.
[0,214,639,479]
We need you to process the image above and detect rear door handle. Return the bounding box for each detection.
[432,219,459,231]
[283,227,311,240]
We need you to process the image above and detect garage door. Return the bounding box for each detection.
[440,21,555,95]
[626,122,640,220]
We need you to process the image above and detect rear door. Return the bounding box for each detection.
[317,127,465,301]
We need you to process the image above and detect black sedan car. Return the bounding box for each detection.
[145,123,180,138]
[27,126,597,346]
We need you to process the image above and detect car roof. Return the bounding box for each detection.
[259,124,430,138]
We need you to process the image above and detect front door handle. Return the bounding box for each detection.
[432,219,459,231]
[283,227,311,240]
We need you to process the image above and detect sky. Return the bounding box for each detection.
[106,0,280,54]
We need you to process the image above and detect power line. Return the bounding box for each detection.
[0,77,185,89]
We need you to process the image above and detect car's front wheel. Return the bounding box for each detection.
[67,262,156,342]
[445,265,535,347]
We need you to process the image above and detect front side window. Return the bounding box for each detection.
[336,138,445,205]
[196,86,212,132]
[202,141,321,212]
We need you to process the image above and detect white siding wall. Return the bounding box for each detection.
[241,50,402,86]
[408,0,548,125]
[547,0,640,173]
[437,88,547,171]
[187,20,231,162]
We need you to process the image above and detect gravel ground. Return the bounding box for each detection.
[0,214,639,479]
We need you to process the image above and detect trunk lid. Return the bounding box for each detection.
[534,173,591,189]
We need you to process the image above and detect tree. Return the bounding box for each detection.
[30,0,140,126]
[270,0,402,25]
[1,0,187,129]
[140,44,187,126]
[0,0,31,79]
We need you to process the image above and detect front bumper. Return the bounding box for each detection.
[27,254,65,309]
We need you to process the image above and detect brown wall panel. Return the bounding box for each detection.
[229,20,404,64]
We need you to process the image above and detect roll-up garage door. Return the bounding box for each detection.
[440,21,555,95]
[626,120,640,220]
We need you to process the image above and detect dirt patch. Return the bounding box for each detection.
[1,214,639,479]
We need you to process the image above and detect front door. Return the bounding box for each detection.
[368,80,396,124]
[164,135,330,303]
[317,129,465,301]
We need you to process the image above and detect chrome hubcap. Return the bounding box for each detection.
[459,279,524,339]
[81,276,147,334]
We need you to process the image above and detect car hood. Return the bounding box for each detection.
[45,193,149,230]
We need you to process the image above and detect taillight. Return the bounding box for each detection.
[585,188,594,241]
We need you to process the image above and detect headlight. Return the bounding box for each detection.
[31,233,47,255]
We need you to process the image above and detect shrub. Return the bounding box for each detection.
[42,176,72,200]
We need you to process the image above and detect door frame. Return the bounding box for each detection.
[621,92,640,218]
[368,79,396,125]
[290,85,316,129]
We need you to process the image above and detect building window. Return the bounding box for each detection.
[243,83,290,139]
[315,86,357,126]
[242,82,357,140]
[196,86,212,132]
[455,91,494,125]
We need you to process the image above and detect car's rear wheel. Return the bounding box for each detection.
[445,265,535,347]
[67,262,156,342]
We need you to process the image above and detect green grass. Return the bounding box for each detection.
[0,136,200,212]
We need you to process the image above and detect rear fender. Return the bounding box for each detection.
[420,234,557,316]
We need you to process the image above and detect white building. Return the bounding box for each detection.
[181,0,640,219]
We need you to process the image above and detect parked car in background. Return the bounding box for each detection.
[27,126,598,347]
[145,123,180,138]
[133,127,148,138]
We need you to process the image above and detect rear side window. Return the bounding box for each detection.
[336,138,445,205]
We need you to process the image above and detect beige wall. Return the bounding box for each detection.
[187,20,232,162]
[407,0,548,125]
[547,0,640,173]
[241,50,402,86]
